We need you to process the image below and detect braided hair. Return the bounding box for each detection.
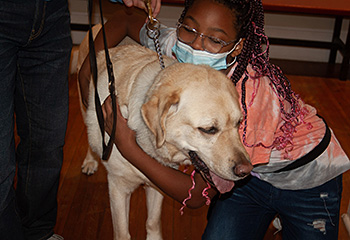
[178,0,309,156]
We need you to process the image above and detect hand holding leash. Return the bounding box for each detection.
[122,0,161,17]
[146,0,154,24]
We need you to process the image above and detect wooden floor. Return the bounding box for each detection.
[54,67,350,239]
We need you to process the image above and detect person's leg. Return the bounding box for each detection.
[277,175,343,240]
[0,1,36,239]
[14,0,72,239]
[0,27,26,240]
[202,176,277,240]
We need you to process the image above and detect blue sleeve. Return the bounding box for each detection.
[139,23,177,58]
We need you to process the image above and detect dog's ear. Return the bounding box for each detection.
[141,90,180,148]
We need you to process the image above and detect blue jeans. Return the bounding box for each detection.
[203,175,343,240]
[0,0,72,239]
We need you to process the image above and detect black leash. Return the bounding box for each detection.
[88,0,117,160]
[87,0,164,160]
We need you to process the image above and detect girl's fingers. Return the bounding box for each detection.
[122,0,161,17]
[102,96,113,135]
[152,0,161,16]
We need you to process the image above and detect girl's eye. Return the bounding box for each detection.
[184,26,194,33]
[198,126,218,135]
[207,36,222,45]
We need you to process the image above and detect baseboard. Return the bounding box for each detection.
[270,59,349,80]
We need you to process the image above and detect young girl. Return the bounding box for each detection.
[79,0,350,239]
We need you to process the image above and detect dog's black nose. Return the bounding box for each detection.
[234,162,253,177]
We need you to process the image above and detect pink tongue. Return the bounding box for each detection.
[209,171,235,194]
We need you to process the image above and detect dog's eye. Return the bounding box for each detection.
[198,126,218,135]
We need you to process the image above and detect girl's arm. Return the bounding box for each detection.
[78,5,148,108]
[102,96,218,209]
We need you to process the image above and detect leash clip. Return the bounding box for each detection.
[144,0,165,70]
[145,0,154,24]
[146,18,160,39]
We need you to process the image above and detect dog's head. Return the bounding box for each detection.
[141,63,252,193]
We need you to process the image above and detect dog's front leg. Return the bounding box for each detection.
[81,147,99,175]
[145,186,164,240]
[108,175,133,240]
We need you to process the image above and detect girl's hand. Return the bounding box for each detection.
[78,64,91,109]
[122,0,161,17]
[102,96,138,159]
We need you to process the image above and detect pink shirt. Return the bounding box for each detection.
[229,64,350,189]
[231,64,324,165]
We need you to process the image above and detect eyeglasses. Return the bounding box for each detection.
[176,23,237,54]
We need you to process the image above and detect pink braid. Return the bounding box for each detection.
[201,183,212,206]
[179,170,213,215]
[179,170,196,215]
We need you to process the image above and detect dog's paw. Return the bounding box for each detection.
[146,234,162,240]
[81,159,98,175]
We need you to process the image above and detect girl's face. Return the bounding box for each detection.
[183,0,243,55]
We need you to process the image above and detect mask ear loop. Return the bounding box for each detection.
[226,38,242,67]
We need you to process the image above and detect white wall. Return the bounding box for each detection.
[69,2,349,64]
[264,13,349,64]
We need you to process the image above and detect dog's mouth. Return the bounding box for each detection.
[189,151,235,194]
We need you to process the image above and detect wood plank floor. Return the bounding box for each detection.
[54,69,350,239]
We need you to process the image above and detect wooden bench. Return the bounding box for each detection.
[161,0,350,80]
[262,0,350,80]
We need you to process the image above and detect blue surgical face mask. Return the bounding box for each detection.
[171,39,242,70]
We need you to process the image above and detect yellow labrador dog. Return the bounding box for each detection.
[78,33,251,240]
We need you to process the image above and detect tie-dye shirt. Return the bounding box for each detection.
[140,23,350,190]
